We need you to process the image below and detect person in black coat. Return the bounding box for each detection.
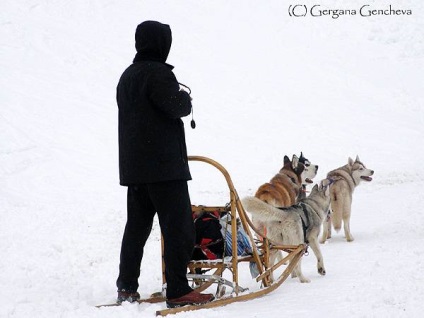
[115,21,214,308]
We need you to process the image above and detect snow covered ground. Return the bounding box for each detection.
[1,1,423,317]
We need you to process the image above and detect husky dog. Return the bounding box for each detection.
[298,152,319,200]
[320,156,374,243]
[254,154,305,208]
[242,179,331,283]
[252,154,318,270]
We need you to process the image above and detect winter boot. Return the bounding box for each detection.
[166,290,214,308]
[117,290,141,303]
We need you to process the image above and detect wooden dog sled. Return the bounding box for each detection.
[155,156,306,315]
[97,156,306,315]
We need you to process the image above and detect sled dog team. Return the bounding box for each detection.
[242,153,374,283]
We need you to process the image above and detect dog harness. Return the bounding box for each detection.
[298,203,311,244]
[278,203,310,244]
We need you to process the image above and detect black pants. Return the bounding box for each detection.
[116,180,195,299]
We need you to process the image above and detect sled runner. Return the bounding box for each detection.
[97,156,306,315]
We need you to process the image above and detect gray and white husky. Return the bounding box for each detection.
[242,179,331,283]
[320,156,374,243]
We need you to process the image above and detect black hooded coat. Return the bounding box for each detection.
[117,21,192,185]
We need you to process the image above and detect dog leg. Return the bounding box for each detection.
[267,249,279,283]
[343,210,354,242]
[309,236,326,275]
[328,219,332,239]
[293,259,310,283]
[320,218,330,244]
[274,250,289,266]
[327,208,333,239]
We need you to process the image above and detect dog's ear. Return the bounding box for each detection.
[325,184,330,196]
[311,184,319,192]
[320,178,331,188]
[355,155,360,162]
[348,157,354,166]
[284,155,290,166]
[292,154,299,170]
[299,152,304,161]
[319,179,331,196]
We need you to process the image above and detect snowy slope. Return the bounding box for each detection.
[1,0,424,317]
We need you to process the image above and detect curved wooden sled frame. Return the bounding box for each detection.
[155,156,306,316]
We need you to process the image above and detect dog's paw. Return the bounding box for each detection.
[300,277,311,283]
[346,236,354,242]
[318,267,326,276]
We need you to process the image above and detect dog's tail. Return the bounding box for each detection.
[330,201,342,232]
[241,196,284,223]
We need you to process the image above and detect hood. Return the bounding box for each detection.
[133,21,172,63]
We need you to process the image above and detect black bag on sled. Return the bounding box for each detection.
[192,211,224,261]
